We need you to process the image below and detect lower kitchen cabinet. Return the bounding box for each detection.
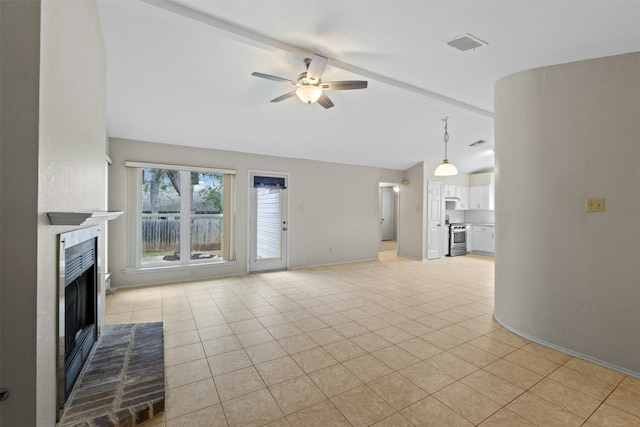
[473,225,494,254]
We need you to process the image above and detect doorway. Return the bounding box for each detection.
[249,172,288,272]
[379,184,399,253]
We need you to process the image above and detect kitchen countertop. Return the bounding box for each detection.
[445,223,495,226]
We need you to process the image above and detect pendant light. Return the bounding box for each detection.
[434,116,458,176]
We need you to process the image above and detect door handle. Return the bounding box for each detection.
[282,227,288,231]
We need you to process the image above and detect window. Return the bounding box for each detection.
[125,162,235,269]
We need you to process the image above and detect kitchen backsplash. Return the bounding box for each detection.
[446,210,465,223]
[446,209,495,224]
[464,209,495,224]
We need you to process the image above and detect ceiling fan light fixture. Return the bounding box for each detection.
[296,85,323,104]
[252,54,366,109]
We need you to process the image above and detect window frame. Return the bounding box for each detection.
[124,161,236,272]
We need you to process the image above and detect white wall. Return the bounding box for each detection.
[396,161,449,260]
[38,1,108,422]
[0,1,107,425]
[440,172,471,187]
[494,52,640,376]
[108,138,402,288]
[397,163,425,259]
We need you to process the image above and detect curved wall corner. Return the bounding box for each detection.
[494,52,640,377]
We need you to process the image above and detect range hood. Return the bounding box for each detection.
[445,196,460,201]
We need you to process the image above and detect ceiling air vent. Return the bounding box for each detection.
[446,34,488,52]
[469,140,487,148]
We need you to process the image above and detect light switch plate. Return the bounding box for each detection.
[586,198,605,212]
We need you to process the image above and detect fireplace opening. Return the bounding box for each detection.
[58,226,100,416]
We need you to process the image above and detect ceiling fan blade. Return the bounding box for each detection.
[306,54,328,83]
[270,90,297,103]
[321,80,368,90]
[317,93,334,109]
[251,72,296,85]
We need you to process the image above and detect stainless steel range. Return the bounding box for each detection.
[448,223,467,257]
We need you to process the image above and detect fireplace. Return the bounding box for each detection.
[57,226,100,416]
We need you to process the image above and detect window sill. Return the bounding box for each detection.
[123,260,237,275]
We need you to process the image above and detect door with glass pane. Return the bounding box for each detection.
[249,172,288,272]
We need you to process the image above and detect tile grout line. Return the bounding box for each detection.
[108,256,638,427]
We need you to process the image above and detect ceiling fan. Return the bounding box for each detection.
[251,54,367,109]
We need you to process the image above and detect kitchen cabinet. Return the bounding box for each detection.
[473,225,495,254]
[469,185,494,210]
[456,186,470,210]
[444,185,457,198]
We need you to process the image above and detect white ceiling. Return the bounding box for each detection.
[96,0,640,173]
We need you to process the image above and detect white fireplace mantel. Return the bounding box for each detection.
[47,210,123,226]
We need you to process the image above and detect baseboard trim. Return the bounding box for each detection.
[493,314,639,380]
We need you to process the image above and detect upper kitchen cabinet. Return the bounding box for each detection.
[469,172,495,210]
[455,186,470,210]
[444,185,457,198]
[445,184,470,210]
[469,185,494,210]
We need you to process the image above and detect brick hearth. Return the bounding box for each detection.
[58,322,165,427]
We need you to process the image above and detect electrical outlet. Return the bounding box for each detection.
[586,198,605,212]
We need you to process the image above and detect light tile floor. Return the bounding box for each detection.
[105,251,640,426]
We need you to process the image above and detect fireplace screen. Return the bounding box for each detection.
[58,226,100,415]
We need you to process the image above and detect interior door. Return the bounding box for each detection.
[249,172,288,272]
[427,181,442,259]
[380,187,394,241]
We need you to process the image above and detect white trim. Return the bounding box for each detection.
[494,314,640,380]
[47,211,122,225]
[125,160,236,175]
[123,260,238,275]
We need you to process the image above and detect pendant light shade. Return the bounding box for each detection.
[296,85,323,104]
[434,116,458,176]
[434,159,458,176]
